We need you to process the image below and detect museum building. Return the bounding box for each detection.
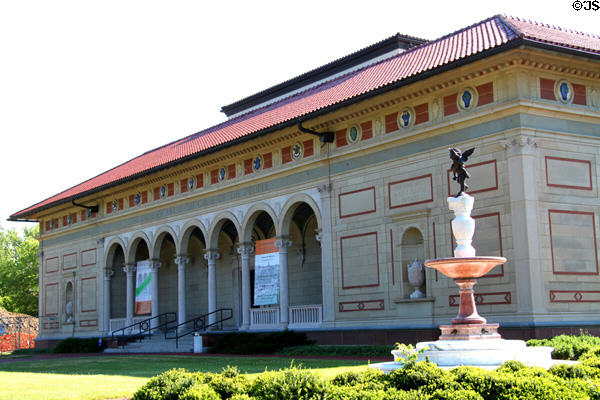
[10,15,600,346]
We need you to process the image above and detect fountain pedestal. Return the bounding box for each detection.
[371,194,555,371]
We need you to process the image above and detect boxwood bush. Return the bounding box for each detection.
[527,333,600,360]
[209,330,313,354]
[133,334,600,400]
[53,337,105,353]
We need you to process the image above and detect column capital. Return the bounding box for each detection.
[123,264,136,274]
[204,249,221,261]
[174,255,191,266]
[237,243,254,257]
[501,135,539,157]
[317,183,332,197]
[275,238,292,249]
[103,268,114,280]
[149,259,162,272]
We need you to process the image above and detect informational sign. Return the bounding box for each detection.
[254,238,280,306]
[135,260,152,315]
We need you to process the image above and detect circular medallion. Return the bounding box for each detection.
[188,177,195,190]
[134,193,141,205]
[346,125,361,144]
[219,167,227,181]
[555,80,573,104]
[112,200,118,211]
[253,155,263,171]
[291,142,303,160]
[457,87,478,111]
[397,107,415,129]
[160,185,167,198]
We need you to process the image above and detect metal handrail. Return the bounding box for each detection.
[165,308,233,348]
[111,312,177,340]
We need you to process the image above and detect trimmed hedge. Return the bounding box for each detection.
[53,337,105,353]
[527,334,600,360]
[209,330,313,355]
[133,335,600,400]
[278,344,393,357]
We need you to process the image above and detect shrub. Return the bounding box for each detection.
[53,337,105,353]
[210,330,313,354]
[527,334,600,360]
[580,346,600,362]
[388,361,453,393]
[429,388,484,400]
[179,383,220,400]
[453,365,588,400]
[549,363,600,380]
[278,345,393,357]
[203,374,248,399]
[247,365,328,400]
[331,368,386,389]
[132,369,202,400]
[229,395,255,400]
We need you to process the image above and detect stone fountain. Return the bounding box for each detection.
[372,148,555,371]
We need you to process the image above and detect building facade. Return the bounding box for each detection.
[11,15,600,345]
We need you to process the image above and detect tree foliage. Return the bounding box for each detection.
[0,225,39,316]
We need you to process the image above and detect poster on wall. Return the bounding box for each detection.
[135,260,152,315]
[254,238,280,306]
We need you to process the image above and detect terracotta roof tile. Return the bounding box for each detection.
[11,15,600,219]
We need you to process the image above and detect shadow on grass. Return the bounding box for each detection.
[0,355,368,378]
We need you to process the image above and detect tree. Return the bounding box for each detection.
[0,225,39,316]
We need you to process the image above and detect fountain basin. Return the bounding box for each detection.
[424,256,506,278]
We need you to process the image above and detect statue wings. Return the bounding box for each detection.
[460,148,475,163]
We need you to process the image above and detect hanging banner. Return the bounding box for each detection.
[135,260,152,315]
[254,238,280,306]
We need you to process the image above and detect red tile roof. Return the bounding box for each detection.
[11,15,600,219]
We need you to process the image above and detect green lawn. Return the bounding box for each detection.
[0,355,369,400]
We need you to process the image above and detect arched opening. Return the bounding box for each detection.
[155,232,177,318]
[213,218,240,328]
[248,211,276,309]
[279,201,323,328]
[129,237,150,324]
[401,228,426,298]
[288,203,322,308]
[65,282,74,323]
[108,243,126,323]
[184,227,207,321]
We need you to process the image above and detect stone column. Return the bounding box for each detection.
[204,250,220,328]
[174,255,190,330]
[123,263,137,329]
[237,243,254,330]
[149,260,161,330]
[502,135,545,319]
[37,249,43,327]
[318,183,335,325]
[103,267,114,334]
[275,238,292,328]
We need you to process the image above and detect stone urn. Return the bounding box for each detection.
[407,259,425,299]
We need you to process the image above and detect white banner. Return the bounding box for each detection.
[135,260,152,315]
[254,240,280,306]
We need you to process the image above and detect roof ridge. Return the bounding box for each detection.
[503,14,600,39]
[496,14,523,38]
[225,15,523,123]
[220,32,430,115]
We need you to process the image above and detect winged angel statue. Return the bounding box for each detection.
[449,147,475,197]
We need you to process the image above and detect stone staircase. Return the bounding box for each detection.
[104,333,195,353]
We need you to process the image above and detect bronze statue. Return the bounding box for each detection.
[449,147,475,197]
